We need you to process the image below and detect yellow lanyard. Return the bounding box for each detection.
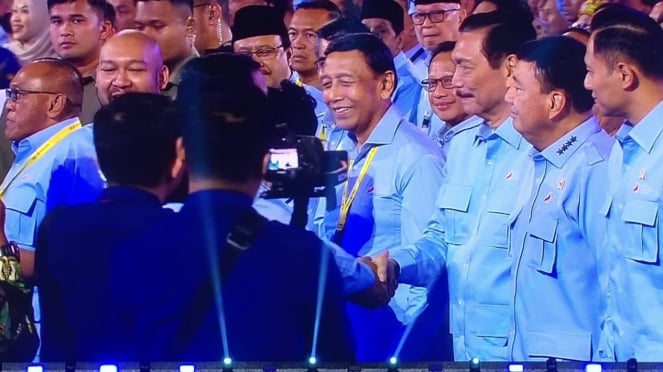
[295,77,303,87]
[336,146,378,232]
[0,120,82,199]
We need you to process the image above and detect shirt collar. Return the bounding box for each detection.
[364,105,403,146]
[168,50,199,87]
[445,115,483,137]
[12,117,80,158]
[393,51,408,70]
[622,100,663,153]
[475,117,523,149]
[99,186,162,205]
[533,116,600,169]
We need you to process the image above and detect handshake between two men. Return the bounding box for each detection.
[349,251,401,309]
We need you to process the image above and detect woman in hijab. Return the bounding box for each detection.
[8,0,57,65]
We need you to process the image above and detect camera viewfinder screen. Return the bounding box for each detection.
[268,148,299,171]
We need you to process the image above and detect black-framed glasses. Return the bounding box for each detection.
[422,77,454,91]
[411,8,461,25]
[6,88,81,106]
[236,45,284,59]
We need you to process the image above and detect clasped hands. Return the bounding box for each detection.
[349,251,400,309]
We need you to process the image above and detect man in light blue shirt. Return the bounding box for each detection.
[320,33,445,361]
[360,0,424,124]
[424,40,480,155]
[2,59,103,280]
[585,8,663,362]
[387,11,536,361]
[506,37,612,361]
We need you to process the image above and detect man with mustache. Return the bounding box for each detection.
[232,6,292,90]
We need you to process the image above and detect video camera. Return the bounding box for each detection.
[262,130,347,209]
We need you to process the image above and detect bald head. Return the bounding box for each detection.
[96,30,169,105]
[5,58,83,141]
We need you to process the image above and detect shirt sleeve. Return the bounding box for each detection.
[321,238,376,295]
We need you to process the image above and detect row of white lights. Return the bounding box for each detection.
[23,360,606,372]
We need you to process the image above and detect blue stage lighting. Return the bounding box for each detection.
[389,357,398,365]
[27,366,44,372]
[469,357,480,372]
[180,364,196,372]
[99,365,118,372]
[224,357,233,366]
[585,364,602,372]
[309,356,317,365]
[508,364,524,372]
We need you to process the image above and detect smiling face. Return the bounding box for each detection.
[428,50,467,124]
[320,50,394,137]
[96,32,168,106]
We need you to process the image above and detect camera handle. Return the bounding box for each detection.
[290,195,310,229]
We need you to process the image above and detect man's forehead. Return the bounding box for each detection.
[291,8,330,27]
[415,2,461,11]
[430,53,455,70]
[49,0,96,14]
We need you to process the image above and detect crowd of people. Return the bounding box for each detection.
[0,0,662,365]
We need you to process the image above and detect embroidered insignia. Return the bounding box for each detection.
[556,135,577,155]
[633,184,640,193]
[557,178,565,190]
[543,192,553,203]
[639,169,646,181]
[506,171,513,180]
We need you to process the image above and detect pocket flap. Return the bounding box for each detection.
[470,304,510,337]
[486,188,516,214]
[526,330,591,361]
[622,199,658,227]
[4,187,37,214]
[437,184,472,212]
[528,215,558,242]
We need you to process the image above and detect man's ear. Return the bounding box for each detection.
[46,94,68,119]
[379,71,396,100]
[171,137,187,180]
[158,65,170,91]
[100,19,115,44]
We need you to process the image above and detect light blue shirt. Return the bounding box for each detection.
[414,88,446,139]
[323,104,445,324]
[389,117,529,361]
[3,117,103,251]
[432,115,484,157]
[404,44,429,80]
[393,52,424,124]
[509,117,613,361]
[597,100,663,362]
[290,71,328,119]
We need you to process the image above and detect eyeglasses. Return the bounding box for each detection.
[236,45,284,59]
[6,88,81,106]
[411,8,461,25]
[422,77,454,91]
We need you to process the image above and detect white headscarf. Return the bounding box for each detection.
[7,0,57,65]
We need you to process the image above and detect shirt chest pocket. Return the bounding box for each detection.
[4,187,41,247]
[620,199,659,263]
[481,189,516,249]
[436,184,472,245]
[526,214,559,274]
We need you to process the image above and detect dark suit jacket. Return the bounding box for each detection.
[36,186,172,361]
[108,189,355,362]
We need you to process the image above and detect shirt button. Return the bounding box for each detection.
[463,263,469,270]
[618,204,623,210]
[458,299,465,306]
